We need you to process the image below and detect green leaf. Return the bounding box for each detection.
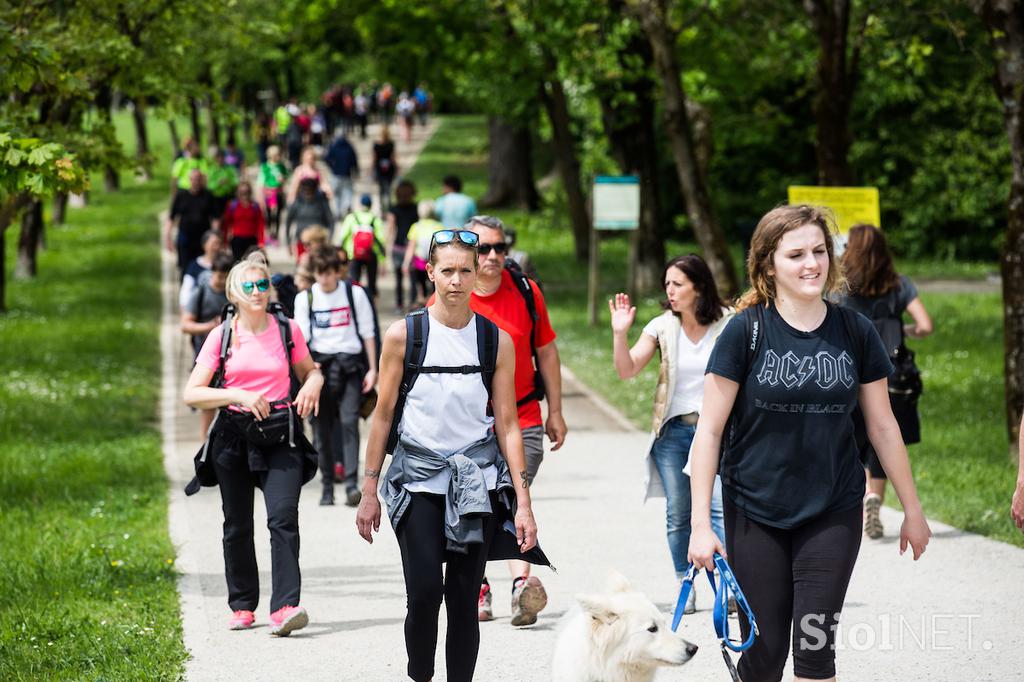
[5,147,26,166]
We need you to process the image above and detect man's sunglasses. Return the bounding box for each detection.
[477,242,508,256]
[241,278,271,295]
[430,229,480,249]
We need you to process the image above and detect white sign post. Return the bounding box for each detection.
[589,176,641,326]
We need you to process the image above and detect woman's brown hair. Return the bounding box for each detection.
[736,204,845,311]
[841,224,899,297]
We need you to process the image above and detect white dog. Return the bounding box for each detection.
[551,571,698,682]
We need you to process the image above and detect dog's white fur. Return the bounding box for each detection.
[551,571,697,682]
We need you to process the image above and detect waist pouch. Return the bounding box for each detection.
[223,401,296,449]
[313,351,367,399]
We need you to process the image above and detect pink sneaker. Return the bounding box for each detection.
[269,605,308,637]
[228,610,255,630]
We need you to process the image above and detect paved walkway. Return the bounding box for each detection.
[162,121,1024,680]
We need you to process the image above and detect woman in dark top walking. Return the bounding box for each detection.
[688,205,931,682]
[387,179,419,312]
[373,125,397,214]
[838,224,932,540]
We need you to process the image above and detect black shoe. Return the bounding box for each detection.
[320,484,335,506]
[345,488,361,507]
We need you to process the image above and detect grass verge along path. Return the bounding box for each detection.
[406,115,1023,548]
[0,165,186,676]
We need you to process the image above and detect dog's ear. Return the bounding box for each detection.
[605,569,632,593]
[576,594,619,625]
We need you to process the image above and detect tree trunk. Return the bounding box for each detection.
[803,0,857,186]
[190,97,203,148]
[634,0,739,297]
[594,30,667,293]
[52,192,69,226]
[0,193,32,312]
[168,119,181,158]
[95,85,121,192]
[132,97,151,181]
[975,0,1024,452]
[478,117,540,212]
[15,200,43,280]
[207,97,222,149]
[539,76,591,262]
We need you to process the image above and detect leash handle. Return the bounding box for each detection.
[670,563,716,632]
[712,554,759,652]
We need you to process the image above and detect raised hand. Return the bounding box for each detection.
[607,292,637,334]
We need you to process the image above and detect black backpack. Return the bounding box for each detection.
[385,309,500,454]
[504,260,546,407]
[210,301,299,398]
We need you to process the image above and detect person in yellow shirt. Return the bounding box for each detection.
[401,200,441,308]
[333,194,386,299]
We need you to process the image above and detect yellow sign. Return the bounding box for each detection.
[786,186,880,235]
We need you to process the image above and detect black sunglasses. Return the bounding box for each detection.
[477,242,508,256]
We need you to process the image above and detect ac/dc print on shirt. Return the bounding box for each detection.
[705,303,893,529]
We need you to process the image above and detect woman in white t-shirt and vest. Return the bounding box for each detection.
[355,229,544,682]
[609,254,730,613]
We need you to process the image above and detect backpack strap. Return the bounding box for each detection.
[306,288,314,342]
[268,301,300,400]
[210,303,237,388]
[505,264,546,407]
[386,309,430,454]
[475,314,499,402]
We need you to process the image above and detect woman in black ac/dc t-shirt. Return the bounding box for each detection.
[687,205,931,682]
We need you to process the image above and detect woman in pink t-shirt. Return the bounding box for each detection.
[184,254,324,636]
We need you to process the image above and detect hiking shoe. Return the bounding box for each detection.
[478,582,494,622]
[864,493,884,539]
[684,586,697,614]
[269,605,308,637]
[333,463,345,483]
[228,610,255,630]
[510,576,547,626]
[345,488,362,507]
[320,483,335,506]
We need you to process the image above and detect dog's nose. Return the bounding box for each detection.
[686,643,698,658]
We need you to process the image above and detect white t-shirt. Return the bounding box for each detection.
[293,281,375,355]
[400,313,497,494]
[642,318,715,420]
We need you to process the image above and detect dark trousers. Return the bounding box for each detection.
[378,178,393,214]
[230,235,258,262]
[391,246,407,309]
[409,268,432,305]
[725,497,862,681]
[214,446,305,613]
[397,492,499,682]
[312,360,362,491]
[350,257,378,299]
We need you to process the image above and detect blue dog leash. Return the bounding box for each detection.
[671,554,759,681]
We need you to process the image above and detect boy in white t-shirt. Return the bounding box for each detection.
[294,247,378,506]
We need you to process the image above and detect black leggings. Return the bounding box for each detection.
[725,498,862,681]
[396,492,499,682]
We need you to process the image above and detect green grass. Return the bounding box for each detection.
[406,115,1023,548]
[0,114,187,679]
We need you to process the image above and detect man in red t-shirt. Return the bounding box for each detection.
[466,215,567,627]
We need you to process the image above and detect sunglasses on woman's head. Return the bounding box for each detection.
[430,229,479,249]
[477,242,507,256]
[241,278,270,295]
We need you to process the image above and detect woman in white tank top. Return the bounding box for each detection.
[355,229,540,682]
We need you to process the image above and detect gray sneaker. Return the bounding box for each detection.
[510,576,547,626]
[684,586,697,614]
[864,493,884,539]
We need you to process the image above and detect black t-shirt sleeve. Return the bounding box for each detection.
[705,311,750,383]
[896,274,918,311]
[854,312,894,383]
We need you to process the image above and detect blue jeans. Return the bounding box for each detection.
[650,418,726,579]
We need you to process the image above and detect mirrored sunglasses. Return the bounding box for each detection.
[241,278,270,295]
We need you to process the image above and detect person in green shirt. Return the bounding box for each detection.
[207,148,239,217]
[170,137,211,197]
[257,145,288,243]
[401,200,441,307]
[333,194,386,299]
